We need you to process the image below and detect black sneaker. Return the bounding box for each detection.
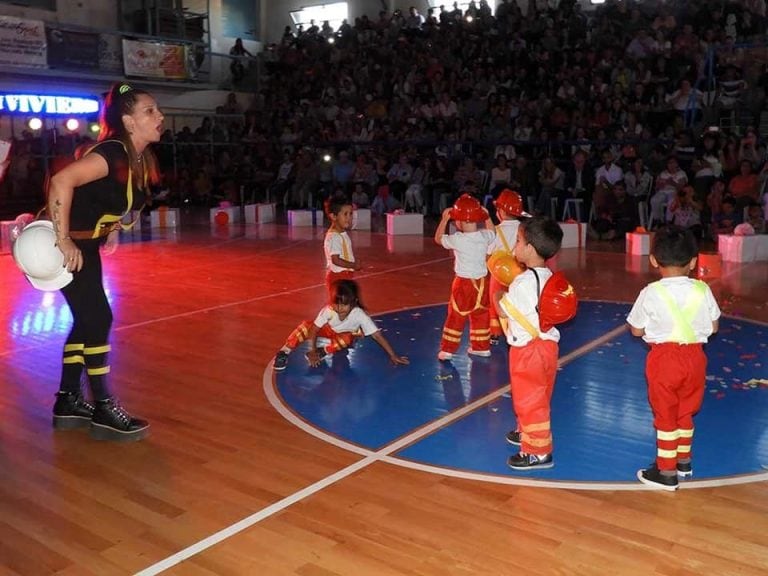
[274,351,289,371]
[505,429,521,446]
[637,464,679,491]
[90,398,149,442]
[490,336,500,346]
[508,452,553,470]
[677,461,693,478]
[52,391,94,430]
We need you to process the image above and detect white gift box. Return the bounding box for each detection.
[386,212,423,235]
[244,203,275,224]
[625,231,653,255]
[1,219,15,254]
[150,207,178,228]
[288,209,315,227]
[352,208,371,230]
[209,205,239,225]
[559,221,587,248]
[718,234,768,262]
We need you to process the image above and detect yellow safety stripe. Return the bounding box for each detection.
[677,445,691,454]
[523,436,552,448]
[450,277,487,316]
[441,334,461,343]
[470,328,490,334]
[652,281,708,344]
[63,356,84,365]
[84,345,111,355]
[656,429,680,441]
[657,448,677,458]
[678,428,694,438]
[64,343,84,352]
[86,366,110,376]
[443,327,462,336]
[499,298,539,339]
[524,421,551,433]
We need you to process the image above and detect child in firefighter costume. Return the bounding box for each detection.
[627,226,720,491]
[494,216,578,469]
[273,279,409,371]
[487,189,527,344]
[324,197,361,298]
[435,194,496,361]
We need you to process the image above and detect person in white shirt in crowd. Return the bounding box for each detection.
[651,156,688,226]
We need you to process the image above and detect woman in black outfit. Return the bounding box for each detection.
[47,83,163,441]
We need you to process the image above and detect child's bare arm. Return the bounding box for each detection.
[331,254,361,270]
[628,323,645,337]
[305,323,323,365]
[371,331,409,365]
[711,319,719,334]
[434,208,452,245]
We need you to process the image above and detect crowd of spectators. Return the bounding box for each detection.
[3,0,768,238]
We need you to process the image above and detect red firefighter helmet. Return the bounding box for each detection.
[487,251,525,286]
[494,189,524,217]
[538,271,578,331]
[450,193,486,223]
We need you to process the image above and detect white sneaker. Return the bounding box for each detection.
[468,348,491,357]
[437,351,453,361]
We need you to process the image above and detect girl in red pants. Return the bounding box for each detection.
[273,280,409,371]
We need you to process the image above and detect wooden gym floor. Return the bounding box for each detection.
[0,213,767,576]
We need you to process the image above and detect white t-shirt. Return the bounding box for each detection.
[488,220,519,254]
[441,229,495,279]
[595,163,624,186]
[325,230,355,273]
[313,305,379,336]
[499,267,560,346]
[627,277,721,344]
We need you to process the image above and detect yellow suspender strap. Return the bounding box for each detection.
[85,140,145,237]
[495,225,511,252]
[652,281,707,344]
[339,233,349,261]
[450,276,487,316]
[499,298,540,339]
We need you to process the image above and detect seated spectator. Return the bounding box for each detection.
[588,181,638,240]
[624,157,653,198]
[746,202,767,234]
[728,159,759,209]
[651,156,688,225]
[669,185,703,238]
[386,153,413,202]
[536,156,565,216]
[563,150,595,222]
[404,157,428,213]
[712,196,742,236]
[489,154,512,196]
[271,151,294,205]
[371,184,400,214]
[351,182,370,208]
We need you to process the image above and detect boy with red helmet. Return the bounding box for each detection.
[627,226,720,491]
[494,216,577,470]
[435,194,495,360]
[487,189,527,344]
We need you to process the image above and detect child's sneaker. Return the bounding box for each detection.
[508,452,553,470]
[676,461,693,478]
[468,348,491,357]
[505,429,521,445]
[437,351,453,361]
[637,464,678,491]
[273,351,289,371]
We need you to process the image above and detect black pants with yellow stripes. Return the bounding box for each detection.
[59,239,113,401]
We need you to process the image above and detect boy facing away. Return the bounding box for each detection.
[494,216,564,470]
[435,194,495,361]
[627,226,721,491]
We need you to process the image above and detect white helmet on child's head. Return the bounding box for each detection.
[12,220,73,291]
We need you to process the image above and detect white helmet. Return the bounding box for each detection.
[12,220,73,291]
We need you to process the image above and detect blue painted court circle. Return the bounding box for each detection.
[268,301,768,488]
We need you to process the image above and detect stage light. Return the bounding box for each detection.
[28,117,43,130]
[65,118,79,132]
[466,15,474,23]
[323,154,331,162]
[328,37,335,44]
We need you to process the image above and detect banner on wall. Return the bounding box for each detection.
[0,16,47,68]
[122,39,189,80]
[46,27,100,70]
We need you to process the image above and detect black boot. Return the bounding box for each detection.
[90,398,149,442]
[53,391,94,430]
